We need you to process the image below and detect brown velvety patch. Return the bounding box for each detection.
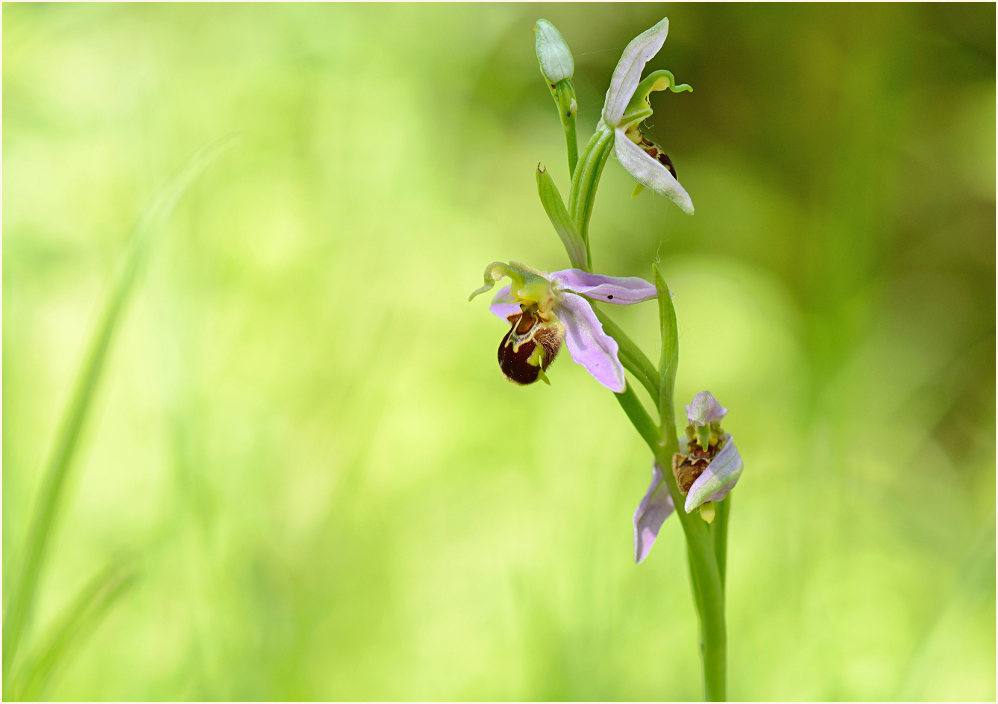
[497,306,563,385]
[498,326,541,384]
[672,440,720,493]
[673,454,710,493]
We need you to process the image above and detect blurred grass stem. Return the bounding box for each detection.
[11,561,138,700]
[1,139,231,688]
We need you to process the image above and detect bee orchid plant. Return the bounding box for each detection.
[470,18,743,701]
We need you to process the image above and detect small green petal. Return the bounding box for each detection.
[696,425,712,452]
[620,69,693,131]
[468,261,513,301]
[469,261,551,305]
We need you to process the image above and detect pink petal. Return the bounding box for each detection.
[634,461,675,563]
[614,130,694,215]
[684,435,743,513]
[488,285,520,320]
[551,269,657,305]
[556,292,626,392]
[685,390,728,426]
[602,18,670,126]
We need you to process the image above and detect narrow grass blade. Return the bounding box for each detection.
[1,137,233,685]
[10,560,138,701]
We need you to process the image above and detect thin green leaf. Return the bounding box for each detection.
[1,137,234,685]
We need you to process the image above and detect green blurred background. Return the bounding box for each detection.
[3,3,995,700]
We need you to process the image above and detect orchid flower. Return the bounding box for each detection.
[469,261,656,393]
[602,18,695,215]
[633,391,743,563]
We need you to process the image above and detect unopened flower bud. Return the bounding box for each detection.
[534,19,574,84]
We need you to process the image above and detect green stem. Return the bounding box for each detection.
[568,121,614,267]
[685,548,706,625]
[613,384,659,455]
[551,81,579,176]
[656,429,727,701]
[712,495,730,590]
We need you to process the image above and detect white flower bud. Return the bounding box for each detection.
[534,19,574,84]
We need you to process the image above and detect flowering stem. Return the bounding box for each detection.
[654,269,727,701]
[568,121,614,266]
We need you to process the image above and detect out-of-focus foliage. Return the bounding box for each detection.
[3,4,994,700]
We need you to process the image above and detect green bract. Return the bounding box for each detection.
[536,166,587,269]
